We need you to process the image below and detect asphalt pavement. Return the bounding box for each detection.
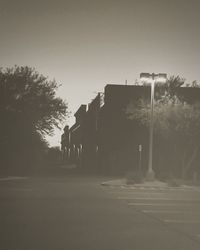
[0,175,200,250]
[104,184,200,246]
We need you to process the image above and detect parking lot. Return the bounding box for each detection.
[104,185,200,242]
[1,176,200,250]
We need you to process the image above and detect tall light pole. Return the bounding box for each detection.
[140,73,167,181]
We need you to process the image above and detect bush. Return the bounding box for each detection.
[125,170,144,185]
[167,178,181,187]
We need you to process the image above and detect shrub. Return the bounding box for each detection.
[125,170,144,185]
[167,178,181,187]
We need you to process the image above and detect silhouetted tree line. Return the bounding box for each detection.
[127,76,200,180]
[0,66,67,175]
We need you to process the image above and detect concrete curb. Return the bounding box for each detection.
[101,178,197,190]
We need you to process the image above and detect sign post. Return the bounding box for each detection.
[138,144,142,171]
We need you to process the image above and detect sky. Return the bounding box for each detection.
[1,0,200,146]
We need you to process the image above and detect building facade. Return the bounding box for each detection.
[61,83,200,177]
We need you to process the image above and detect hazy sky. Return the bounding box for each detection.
[1,0,200,146]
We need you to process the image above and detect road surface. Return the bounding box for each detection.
[0,175,200,250]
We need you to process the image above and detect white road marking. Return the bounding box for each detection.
[128,202,193,206]
[8,188,33,191]
[142,210,197,214]
[118,197,200,201]
[0,176,28,181]
[109,192,163,195]
[164,219,200,224]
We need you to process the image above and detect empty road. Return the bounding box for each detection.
[0,175,200,250]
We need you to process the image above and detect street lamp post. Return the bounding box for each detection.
[140,73,167,181]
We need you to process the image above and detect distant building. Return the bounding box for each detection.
[61,83,200,177]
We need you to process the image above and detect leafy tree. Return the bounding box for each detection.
[0,66,68,173]
[126,76,200,179]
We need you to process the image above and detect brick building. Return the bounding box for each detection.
[61,83,200,177]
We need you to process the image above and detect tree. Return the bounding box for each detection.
[0,66,68,173]
[126,76,200,179]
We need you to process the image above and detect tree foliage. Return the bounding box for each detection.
[0,66,68,173]
[0,66,67,135]
[126,76,200,179]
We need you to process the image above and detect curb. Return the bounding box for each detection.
[101,179,198,190]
